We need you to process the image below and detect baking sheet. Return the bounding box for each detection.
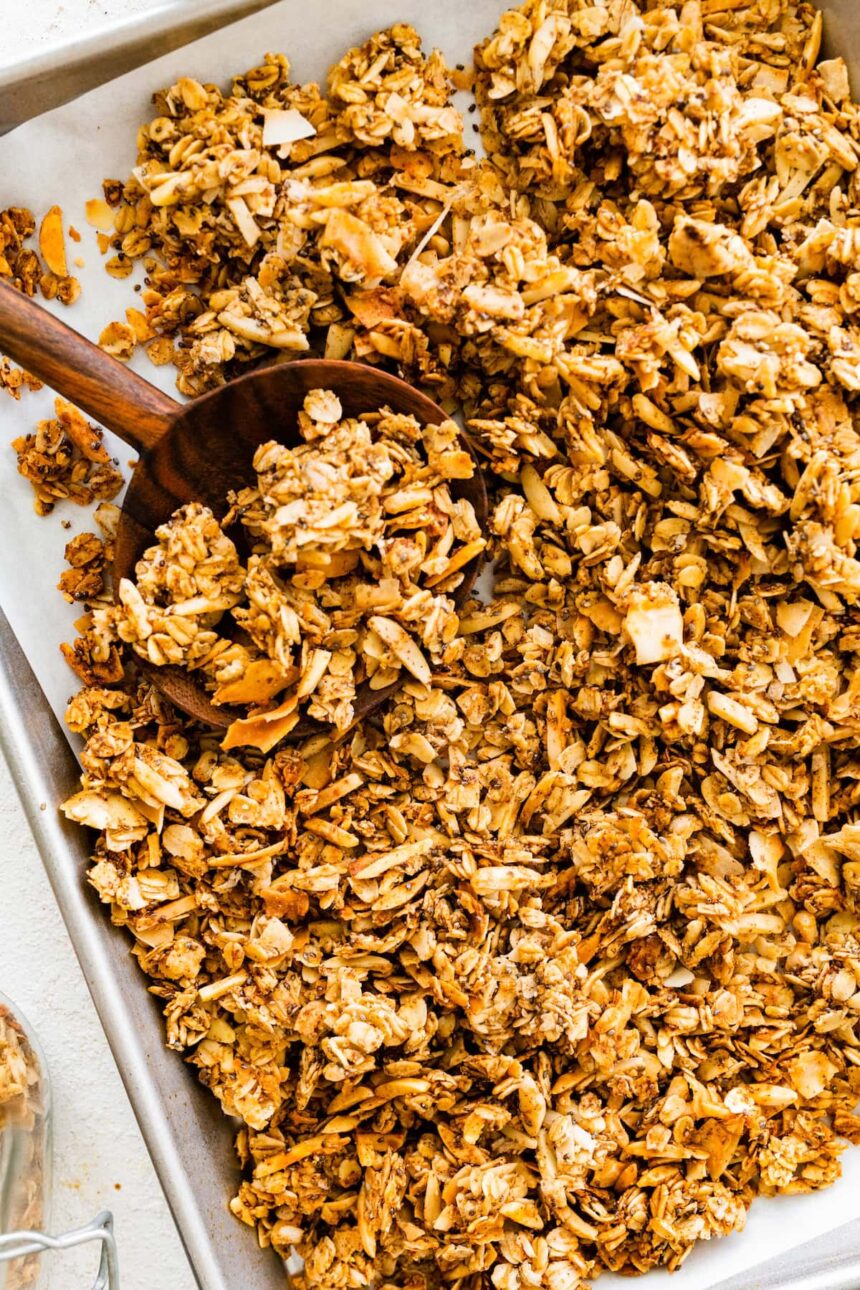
[0,0,281,133]
[0,2,859,1287]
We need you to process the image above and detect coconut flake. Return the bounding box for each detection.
[85,198,115,232]
[262,108,316,148]
[623,583,684,666]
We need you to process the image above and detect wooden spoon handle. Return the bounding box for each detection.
[0,279,178,454]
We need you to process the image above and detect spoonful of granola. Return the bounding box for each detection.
[0,280,487,747]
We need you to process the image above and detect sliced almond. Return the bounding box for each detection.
[367,616,432,685]
[226,196,261,248]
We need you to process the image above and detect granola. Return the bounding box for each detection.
[57,530,110,604]
[90,390,483,746]
[42,1,860,1287]
[0,357,41,401]
[0,206,40,296]
[88,28,476,395]
[13,396,123,516]
[0,203,79,305]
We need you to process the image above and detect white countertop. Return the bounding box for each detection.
[1,7,199,1289]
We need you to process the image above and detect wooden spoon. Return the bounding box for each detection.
[0,280,487,738]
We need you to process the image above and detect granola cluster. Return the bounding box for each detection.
[0,206,49,403]
[0,206,42,296]
[12,396,123,516]
[57,529,111,604]
[91,390,483,748]
[49,1,860,1287]
[0,203,79,305]
[0,356,41,401]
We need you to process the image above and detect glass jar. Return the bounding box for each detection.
[0,993,51,1290]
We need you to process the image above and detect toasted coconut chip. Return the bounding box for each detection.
[39,204,67,276]
[262,107,316,147]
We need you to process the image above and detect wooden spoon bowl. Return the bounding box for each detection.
[0,282,487,738]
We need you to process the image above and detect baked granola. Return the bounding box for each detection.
[57,530,110,604]
[13,396,123,516]
[90,390,483,747]
[0,357,41,401]
[0,203,79,305]
[44,1,860,1287]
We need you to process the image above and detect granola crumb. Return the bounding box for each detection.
[98,320,136,361]
[0,356,42,400]
[0,206,39,295]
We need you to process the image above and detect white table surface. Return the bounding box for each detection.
[1,6,200,1289]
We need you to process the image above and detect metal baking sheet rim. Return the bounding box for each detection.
[0,0,279,135]
[0,0,859,1284]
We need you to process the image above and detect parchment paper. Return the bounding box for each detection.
[0,3,857,1286]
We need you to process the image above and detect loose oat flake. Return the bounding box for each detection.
[36,1,860,1287]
